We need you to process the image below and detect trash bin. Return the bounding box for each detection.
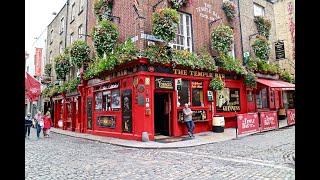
[212,115,225,133]
[278,108,286,120]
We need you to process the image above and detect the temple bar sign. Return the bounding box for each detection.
[155,77,174,89]
[275,41,285,60]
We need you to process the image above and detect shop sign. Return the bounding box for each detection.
[192,81,203,88]
[155,77,174,89]
[237,113,259,135]
[287,109,295,125]
[97,115,116,128]
[275,41,285,60]
[260,111,278,131]
[94,82,119,91]
[216,88,241,112]
[52,95,63,101]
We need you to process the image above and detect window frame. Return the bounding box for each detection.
[253,3,265,16]
[78,24,83,39]
[70,32,74,45]
[71,3,76,22]
[169,12,193,52]
[59,41,63,54]
[60,17,65,34]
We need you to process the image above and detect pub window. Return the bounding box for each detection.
[177,80,190,107]
[256,88,268,108]
[191,81,204,106]
[94,87,120,111]
[247,90,254,102]
[95,92,102,111]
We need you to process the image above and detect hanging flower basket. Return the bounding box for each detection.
[209,77,224,91]
[151,8,180,43]
[254,16,271,39]
[211,24,234,55]
[44,63,52,76]
[222,1,237,21]
[244,71,257,88]
[94,0,113,21]
[168,0,188,9]
[252,35,271,61]
[70,40,91,68]
[54,53,71,80]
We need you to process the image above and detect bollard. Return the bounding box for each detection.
[141,132,149,142]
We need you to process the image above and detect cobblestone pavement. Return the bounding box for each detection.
[25,126,295,180]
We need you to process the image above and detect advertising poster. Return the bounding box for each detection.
[237,113,259,135]
[97,115,116,128]
[260,111,278,131]
[287,109,295,125]
[122,89,132,132]
[216,88,241,112]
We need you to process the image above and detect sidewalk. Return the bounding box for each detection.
[50,119,291,149]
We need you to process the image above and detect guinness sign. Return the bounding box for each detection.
[155,77,174,89]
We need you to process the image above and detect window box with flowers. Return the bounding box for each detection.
[94,0,113,22]
[222,1,237,21]
[91,20,119,58]
[211,24,234,55]
[254,16,271,39]
[70,40,91,69]
[151,8,180,44]
[44,63,52,76]
[168,0,188,9]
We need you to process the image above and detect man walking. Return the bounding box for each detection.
[25,112,33,139]
[183,103,195,138]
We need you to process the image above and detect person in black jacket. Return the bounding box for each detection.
[25,112,33,139]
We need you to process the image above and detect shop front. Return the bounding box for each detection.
[64,90,82,132]
[52,94,64,128]
[80,58,249,141]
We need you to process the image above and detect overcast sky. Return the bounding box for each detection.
[25,0,67,52]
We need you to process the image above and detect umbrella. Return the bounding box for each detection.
[25,72,42,102]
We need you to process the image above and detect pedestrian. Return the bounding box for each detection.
[43,111,53,138]
[34,111,43,138]
[25,112,33,139]
[183,103,195,138]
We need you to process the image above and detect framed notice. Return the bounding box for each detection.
[96,115,116,128]
[275,41,285,60]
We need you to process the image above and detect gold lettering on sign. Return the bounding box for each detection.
[223,106,240,111]
[173,69,214,78]
[155,78,173,89]
[192,81,203,88]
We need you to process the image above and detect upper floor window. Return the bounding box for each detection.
[60,17,65,33]
[71,3,76,21]
[70,32,74,45]
[50,30,53,43]
[59,41,64,54]
[78,24,83,39]
[254,3,265,16]
[79,0,84,13]
[169,12,193,52]
[49,51,52,63]
[229,43,235,58]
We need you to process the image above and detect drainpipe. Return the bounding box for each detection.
[65,0,69,48]
[237,0,245,66]
[85,0,89,43]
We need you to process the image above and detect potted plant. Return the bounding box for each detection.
[211,24,234,55]
[209,77,224,90]
[168,0,188,9]
[91,20,119,58]
[94,0,113,21]
[70,40,91,68]
[252,35,271,61]
[222,1,237,21]
[151,8,180,44]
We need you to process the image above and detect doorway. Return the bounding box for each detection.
[154,92,172,136]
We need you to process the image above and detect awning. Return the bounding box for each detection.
[25,72,42,102]
[256,78,295,91]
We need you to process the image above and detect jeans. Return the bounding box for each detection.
[185,121,195,133]
[25,125,31,137]
[36,123,42,138]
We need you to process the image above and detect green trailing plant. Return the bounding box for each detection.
[91,20,119,58]
[48,85,60,97]
[280,69,294,83]
[44,63,52,76]
[216,54,246,75]
[245,58,258,72]
[244,71,257,88]
[54,52,71,80]
[254,16,271,39]
[67,77,81,92]
[94,0,113,21]
[209,77,224,90]
[252,36,271,61]
[211,24,234,54]
[151,8,180,43]
[58,82,68,93]
[256,60,281,74]
[143,44,172,65]
[222,1,237,21]
[70,40,91,68]
[42,86,51,98]
[169,0,188,9]
[115,38,140,63]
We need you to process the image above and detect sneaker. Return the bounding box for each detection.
[188,132,192,137]
[191,134,195,138]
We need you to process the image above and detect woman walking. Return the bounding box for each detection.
[43,111,53,137]
[34,111,43,138]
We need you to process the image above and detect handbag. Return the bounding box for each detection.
[39,120,44,128]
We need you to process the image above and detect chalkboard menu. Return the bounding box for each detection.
[275,41,285,60]
[122,89,132,132]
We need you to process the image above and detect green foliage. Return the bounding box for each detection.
[254,16,271,39]
[244,71,257,88]
[280,69,294,83]
[54,52,71,80]
[91,20,119,58]
[44,63,52,76]
[216,54,246,75]
[252,36,271,61]
[169,0,188,9]
[246,58,258,72]
[222,1,237,21]
[59,77,81,93]
[48,85,60,97]
[94,0,113,21]
[256,60,281,74]
[41,86,51,98]
[70,40,91,68]
[115,38,140,63]
[211,24,234,54]
[151,8,180,43]
[143,44,172,65]
[209,77,224,90]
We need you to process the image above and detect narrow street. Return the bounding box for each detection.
[25,126,295,179]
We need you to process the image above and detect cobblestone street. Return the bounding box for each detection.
[25,126,295,180]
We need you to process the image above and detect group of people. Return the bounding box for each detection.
[25,110,53,139]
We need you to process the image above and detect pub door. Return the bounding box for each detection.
[154,92,172,136]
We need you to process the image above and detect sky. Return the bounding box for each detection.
[25,0,67,52]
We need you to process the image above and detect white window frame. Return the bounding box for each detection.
[50,30,53,43]
[60,17,65,33]
[229,43,235,58]
[79,0,84,12]
[169,12,193,52]
[71,3,76,21]
[78,25,83,38]
[59,42,63,54]
[254,3,265,16]
[49,51,52,63]
[70,32,74,45]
